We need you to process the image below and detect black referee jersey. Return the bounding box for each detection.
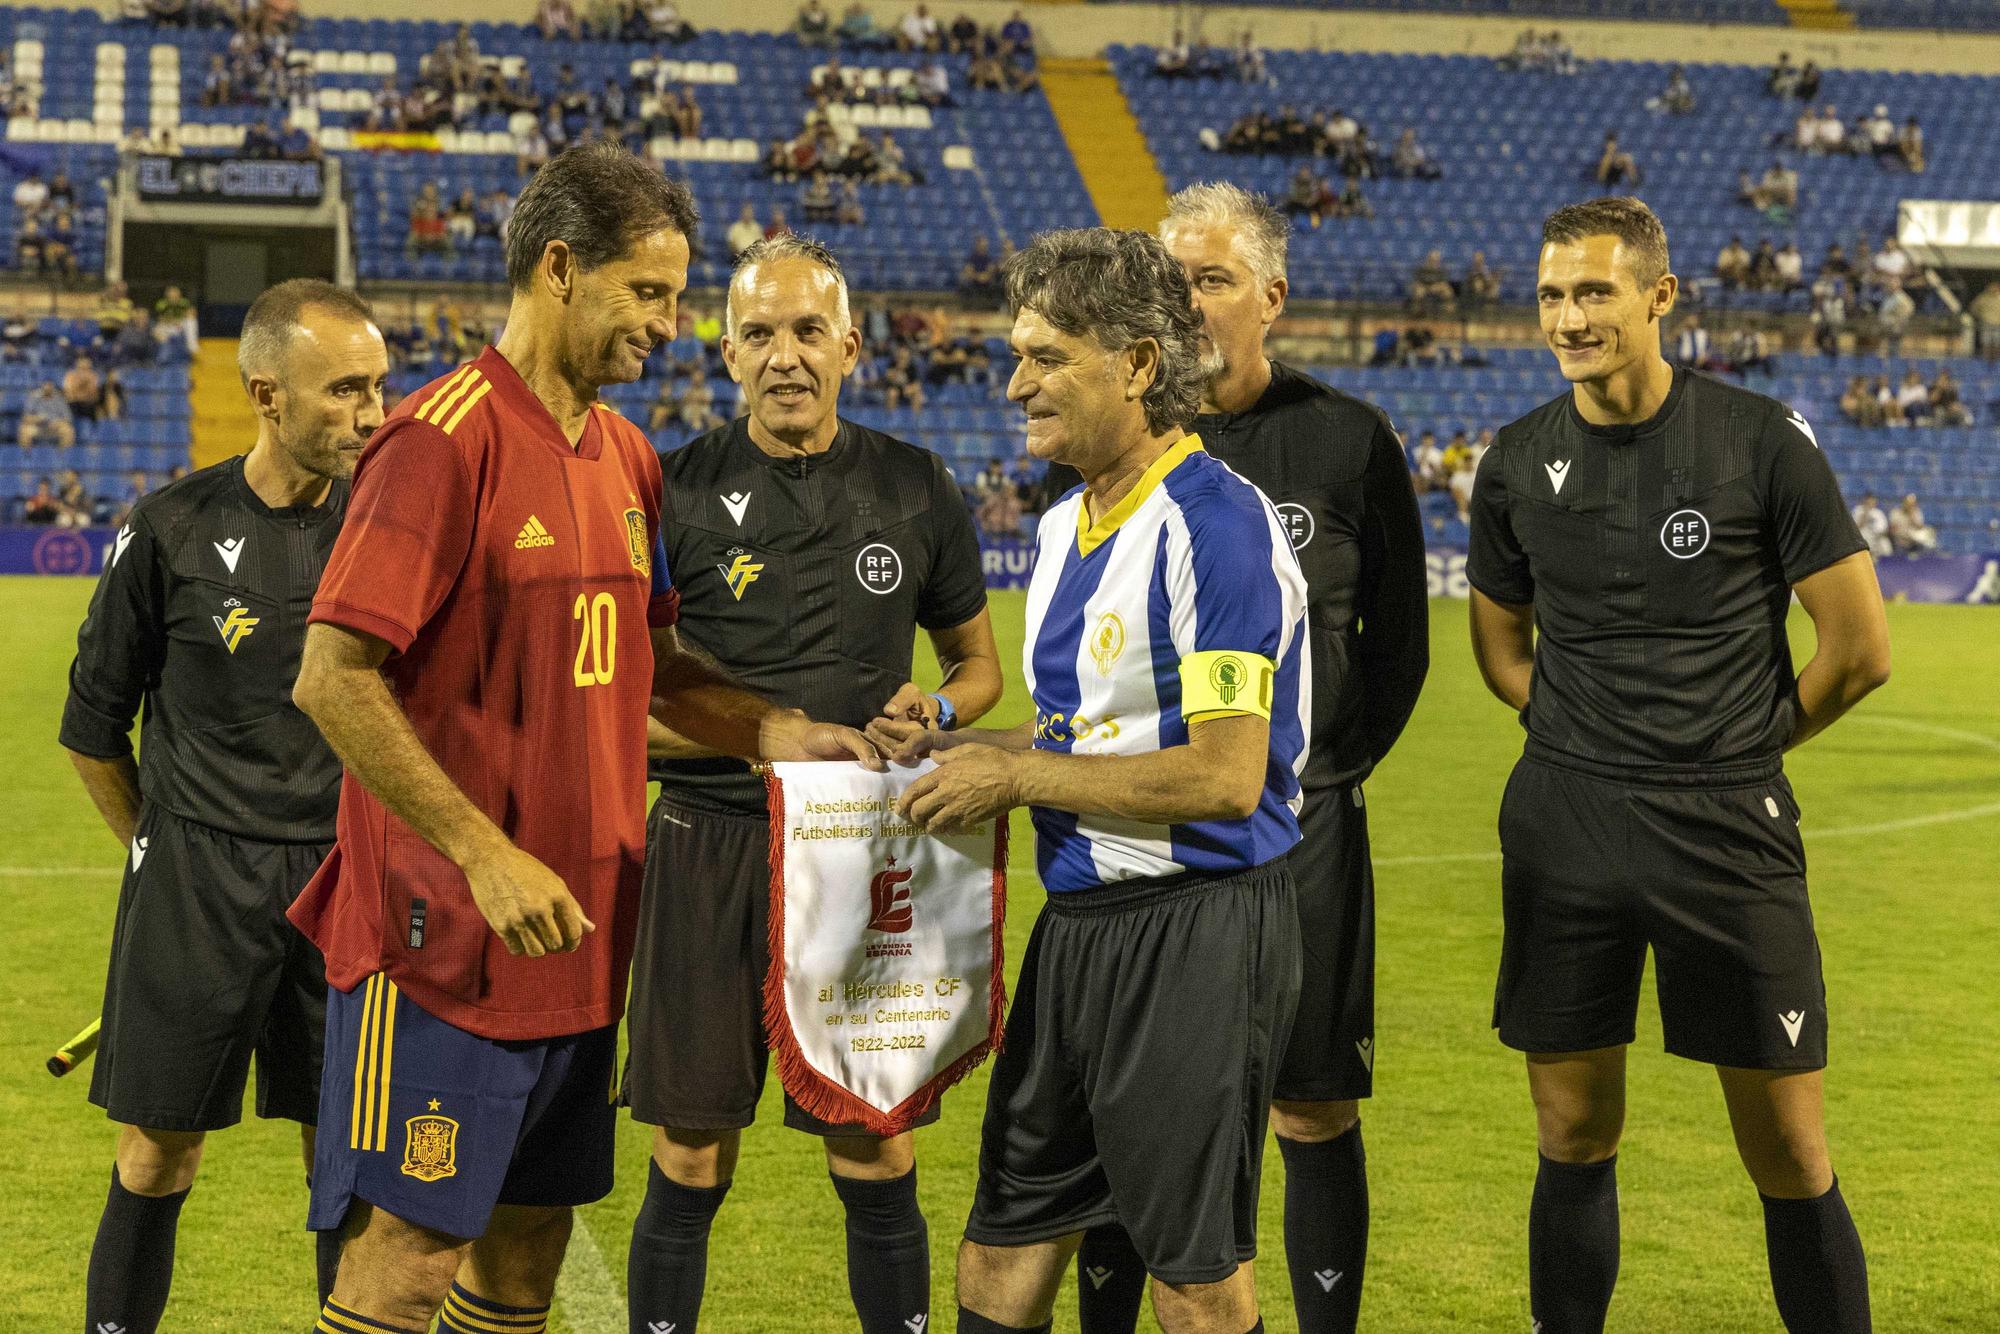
[1467,367,1866,778]
[653,416,988,812]
[59,455,346,842]
[1196,360,1429,789]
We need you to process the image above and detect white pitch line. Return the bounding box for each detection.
[550,1206,624,1334]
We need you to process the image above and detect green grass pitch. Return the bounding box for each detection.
[2,577,1996,1331]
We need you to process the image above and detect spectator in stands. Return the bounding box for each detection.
[1821,104,1854,156]
[881,342,925,412]
[1001,39,1039,93]
[280,118,319,160]
[1002,7,1033,50]
[56,473,91,528]
[22,480,61,523]
[958,236,1001,304]
[1461,251,1501,309]
[1766,51,1798,98]
[1839,375,1884,428]
[1747,238,1779,291]
[647,376,680,433]
[1233,31,1269,86]
[978,471,1023,537]
[63,354,102,423]
[1970,281,2000,358]
[18,382,74,447]
[112,311,156,368]
[1760,159,1798,214]
[677,365,725,433]
[1411,430,1444,493]
[1391,128,1442,180]
[13,218,47,274]
[11,169,48,221]
[1672,313,1711,370]
[1400,323,1440,368]
[1546,30,1578,75]
[1858,104,1898,166]
[645,0,696,41]
[838,2,887,48]
[537,0,582,40]
[914,60,951,107]
[406,186,451,258]
[1787,104,1818,154]
[876,131,915,184]
[1332,177,1371,221]
[1888,494,1937,555]
[1869,235,1914,295]
[101,367,126,421]
[1929,367,1972,427]
[1648,64,1695,115]
[1728,323,1775,377]
[95,282,135,342]
[517,121,552,176]
[800,170,837,223]
[106,470,150,527]
[1409,250,1454,314]
[897,3,939,51]
[974,457,1008,502]
[202,52,235,104]
[1894,369,1930,424]
[42,209,79,282]
[1875,278,1914,359]
[725,203,764,258]
[969,45,1006,92]
[1595,133,1640,187]
[1155,30,1191,78]
[1715,236,1751,289]
[441,189,477,249]
[795,0,834,45]
[1899,116,1925,172]
[835,178,864,225]
[1850,492,1891,557]
[1774,241,1804,293]
[1796,60,1821,101]
[1810,276,1847,355]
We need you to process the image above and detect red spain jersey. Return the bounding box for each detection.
[289,346,679,1040]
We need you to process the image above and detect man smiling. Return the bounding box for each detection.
[884,228,1310,1334]
[1469,197,1887,1334]
[623,235,1001,1334]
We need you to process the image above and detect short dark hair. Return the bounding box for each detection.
[237,278,377,384]
[1541,196,1671,287]
[1004,228,1205,435]
[505,143,700,291]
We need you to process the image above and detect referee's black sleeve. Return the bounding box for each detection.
[1354,419,1430,769]
[1764,408,1867,585]
[1466,440,1534,606]
[917,454,989,630]
[60,510,166,758]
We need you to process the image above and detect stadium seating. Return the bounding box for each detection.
[1112,45,2000,307]
[1094,0,1788,21]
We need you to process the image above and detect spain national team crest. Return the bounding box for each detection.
[622,507,650,577]
[400,1111,459,1183]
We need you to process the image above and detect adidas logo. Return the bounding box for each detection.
[515,515,556,549]
[1315,1268,1343,1292]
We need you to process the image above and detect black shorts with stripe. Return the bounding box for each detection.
[623,792,944,1136]
[964,860,1301,1285]
[1274,782,1377,1102]
[1493,755,1829,1070]
[89,805,330,1132]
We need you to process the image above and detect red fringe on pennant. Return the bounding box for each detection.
[761,769,1009,1137]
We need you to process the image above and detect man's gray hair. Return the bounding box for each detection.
[237,278,378,386]
[1004,228,1205,435]
[727,234,852,337]
[1160,181,1289,287]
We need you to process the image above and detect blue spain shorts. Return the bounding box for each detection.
[307,974,619,1240]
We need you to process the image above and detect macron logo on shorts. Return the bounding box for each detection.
[129,836,148,873]
[1779,1010,1806,1048]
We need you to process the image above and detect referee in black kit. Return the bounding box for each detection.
[623,235,1003,1334]
[1072,183,1428,1334]
[1469,198,1889,1334]
[59,279,386,1334]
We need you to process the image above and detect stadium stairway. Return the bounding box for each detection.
[1777,0,1857,28]
[191,339,255,470]
[1039,57,1170,231]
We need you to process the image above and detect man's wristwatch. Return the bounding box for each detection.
[928,693,958,731]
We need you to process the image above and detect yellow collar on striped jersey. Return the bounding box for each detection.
[1075,433,1204,559]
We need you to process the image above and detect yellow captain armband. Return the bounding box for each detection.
[1180,650,1276,724]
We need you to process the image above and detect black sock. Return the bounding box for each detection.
[85,1164,188,1334]
[1076,1223,1147,1334]
[1762,1176,1871,1333]
[1278,1125,1369,1334]
[626,1159,730,1334]
[957,1310,1051,1334]
[830,1167,930,1334]
[1528,1153,1620,1334]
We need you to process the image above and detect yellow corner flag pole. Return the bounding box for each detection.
[47,1017,101,1078]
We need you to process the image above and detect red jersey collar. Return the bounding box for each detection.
[473,345,606,462]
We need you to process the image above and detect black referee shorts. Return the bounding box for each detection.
[1274,783,1376,1103]
[1493,756,1828,1071]
[90,806,331,1132]
[964,860,1301,1286]
[624,792,943,1137]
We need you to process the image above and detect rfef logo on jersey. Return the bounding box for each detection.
[867,855,915,934]
[212,602,259,653]
[856,542,903,594]
[718,549,763,600]
[1660,508,1710,559]
[1276,502,1315,550]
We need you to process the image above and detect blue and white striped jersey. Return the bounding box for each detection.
[1023,435,1312,892]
